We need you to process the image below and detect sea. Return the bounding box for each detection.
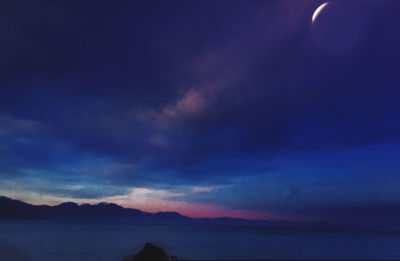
[1,220,400,260]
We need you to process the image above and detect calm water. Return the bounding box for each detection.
[1,221,400,260]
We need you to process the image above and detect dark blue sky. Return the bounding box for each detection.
[1,0,400,225]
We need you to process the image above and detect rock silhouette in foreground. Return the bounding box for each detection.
[124,242,169,260]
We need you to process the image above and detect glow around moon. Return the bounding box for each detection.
[312,2,330,24]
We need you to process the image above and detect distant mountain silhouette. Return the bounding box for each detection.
[2,195,395,233]
[0,196,190,223]
[0,196,321,226]
[2,196,296,227]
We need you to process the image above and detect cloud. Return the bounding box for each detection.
[2,1,397,172]
[0,173,129,200]
[0,114,70,173]
[189,184,235,194]
[0,0,399,222]
[0,114,47,138]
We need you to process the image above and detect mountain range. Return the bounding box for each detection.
[0,195,312,228]
[0,196,191,223]
[1,196,397,233]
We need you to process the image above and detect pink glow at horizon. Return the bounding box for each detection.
[116,197,271,220]
[102,187,284,220]
[2,186,288,221]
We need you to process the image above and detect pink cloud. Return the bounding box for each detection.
[189,184,234,194]
[164,89,206,117]
[135,1,310,131]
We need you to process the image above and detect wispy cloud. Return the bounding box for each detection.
[0,114,47,138]
[189,184,235,194]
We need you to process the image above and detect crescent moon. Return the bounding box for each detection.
[312,2,330,24]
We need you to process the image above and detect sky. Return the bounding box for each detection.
[1,0,400,226]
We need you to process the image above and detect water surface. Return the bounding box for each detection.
[1,221,399,260]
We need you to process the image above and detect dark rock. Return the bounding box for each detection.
[133,242,168,260]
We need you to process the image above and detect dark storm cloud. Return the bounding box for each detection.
[1,0,400,205]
